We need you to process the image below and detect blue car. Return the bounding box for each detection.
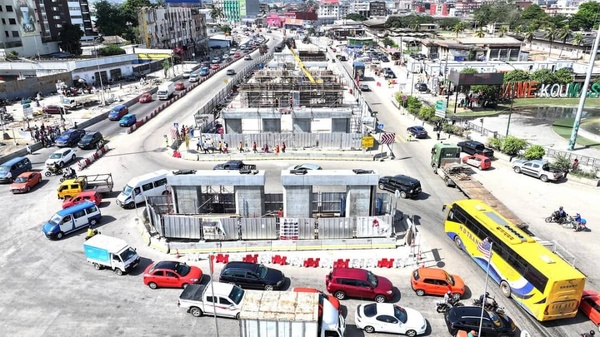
[119,114,137,127]
[55,129,86,147]
[199,67,210,76]
[107,104,129,121]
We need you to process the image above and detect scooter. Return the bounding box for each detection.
[435,298,464,313]
[545,211,570,224]
[574,219,588,232]
[45,166,63,177]
[85,229,100,241]
[473,294,505,314]
[59,169,77,182]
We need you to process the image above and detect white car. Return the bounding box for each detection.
[189,73,200,83]
[182,71,191,79]
[355,303,427,336]
[46,148,76,167]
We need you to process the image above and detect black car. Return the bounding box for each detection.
[55,129,86,147]
[378,174,422,199]
[414,83,429,93]
[219,261,285,290]
[407,126,428,139]
[444,306,516,337]
[384,71,396,79]
[457,140,495,158]
[379,55,389,62]
[77,131,104,149]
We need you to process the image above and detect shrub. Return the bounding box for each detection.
[502,136,528,156]
[405,96,422,114]
[487,137,503,150]
[551,154,572,173]
[98,44,126,56]
[572,167,599,179]
[443,124,466,137]
[418,106,435,121]
[524,145,546,160]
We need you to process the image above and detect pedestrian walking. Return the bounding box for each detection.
[573,158,580,171]
[223,142,229,153]
[164,135,169,148]
[277,208,283,218]
[263,144,269,153]
[239,141,244,153]
[184,134,190,150]
[196,139,202,151]
[281,142,286,153]
[252,141,257,153]
[408,134,413,142]
[26,145,32,155]
[218,141,224,153]
[203,140,210,154]
[275,145,280,154]
[437,130,441,140]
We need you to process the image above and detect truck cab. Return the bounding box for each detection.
[57,178,87,199]
[431,143,461,170]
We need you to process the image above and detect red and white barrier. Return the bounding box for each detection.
[77,144,110,170]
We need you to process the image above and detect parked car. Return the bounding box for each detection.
[55,129,86,148]
[580,289,600,329]
[119,114,137,127]
[244,55,252,61]
[410,267,465,299]
[457,140,494,158]
[461,154,492,170]
[189,73,200,83]
[379,56,390,62]
[414,83,429,93]
[219,261,285,290]
[175,81,185,90]
[378,174,422,199]
[226,69,236,76]
[384,71,397,79]
[211,64,220,70]
[355,303,427,336]
[43,105,65,115]
[359,84,370,92]
[325,267,394,303]
[512,159,564,182]
[138,93,153,103]
[77,131,104,150]
[62,190,103,209]
[9,172,42,193]
[444,306,516,337]
[46,148,77,167]
[407,126,428,139]
[143,261,203,289]
[182,71,191,79]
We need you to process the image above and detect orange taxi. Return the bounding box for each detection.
[9,172,42,193]
[410,266,465,299]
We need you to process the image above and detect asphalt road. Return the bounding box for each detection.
[0,33,598,337]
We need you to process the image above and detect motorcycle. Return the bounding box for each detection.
[574,219,588,232]
[45,165,63,177]
[473,294,505,314]
[435,298,464,313]
[59,169,77,182]
[545,211,570,224]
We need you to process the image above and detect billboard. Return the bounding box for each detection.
[165,0,201,3]
[15,0,37,37]
[240,0,247,17]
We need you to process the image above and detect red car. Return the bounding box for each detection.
[580,290,600,329]
[62,190,102,209]
[138,93,153,103]
[9,172,42,193]
[325,267,394,303]
[211,64,220,70]
[43,105,65,114]
[174,81,185,90]
[233,53,241,58]
[461,154,492,170]
[143,261,203,289]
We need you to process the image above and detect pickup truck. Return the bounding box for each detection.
[83,234,140,275]
[213,160,257,172]
[512,159,564,182]
[457,140,494,158]
[60,95,99,110]
[57,173,114,199]
[178,282,245,318]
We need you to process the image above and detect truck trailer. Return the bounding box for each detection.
[239,291,345,337]
[157,81,175,100]
[83,234,140,275]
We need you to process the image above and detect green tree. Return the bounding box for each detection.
[405,96,422,114]
[452,22,465,37]
[220,24,232,35]
[512,25,524,37]
[98,44,126,56]
[210,5,224,22]
[545,24,558,57]
[58,23,84,55]
[519,4,548,22]
[572,32,585,59]
[418,105,435,121]
[473,28,485,38]
[498,26,508,37]
[381,37,395,47]
[524,145,546,160]
[120,0,150,41]
[569,1,600,31]
[553,68,575,84]
[524,26,536,49]
[557,25,571,57]
[346,13,367,21]
[436,18,461,30]
[162,59,171,77]
[94,0,124,36]
[530,68,556,85]
[6,51,19,60]
[502,136,528,156]
[503,69,530,83]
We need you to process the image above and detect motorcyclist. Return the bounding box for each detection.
[86,226,95,238]
[581,330,595,337]
[444,290,452,305]
[52,162,61,173]
[575,213,582,223]
[557,206,567,219]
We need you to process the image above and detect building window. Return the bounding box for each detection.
[12,30,19,37]
[6,5,13,12]
[0,19,4,24]
[8,18,16,24]
[56,24,62,28]
[4,31,8,37]
[53,15,60,19]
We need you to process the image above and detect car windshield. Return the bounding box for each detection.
[0,166,8,174]
[176,263,191,276]
[445,272,455,286]
[393,305,408,323]
[81,135,93,141]
[363,303,377,317]
[48,213,62,226]
[14,176,27,183]
[119,247,137,262]
[122,185,133,196]
[50,153,62,159]
[229,286,245,305]
[257,264,268,278]
[366,271,378,287]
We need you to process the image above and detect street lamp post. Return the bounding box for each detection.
[502,61,518,137]
[94,37,106,106]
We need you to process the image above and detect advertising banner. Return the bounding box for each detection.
[15,0,38,37]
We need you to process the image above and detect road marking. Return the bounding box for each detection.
[396,134,407,143]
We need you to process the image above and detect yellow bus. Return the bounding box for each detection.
[443,199,586,321]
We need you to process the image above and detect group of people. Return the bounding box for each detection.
[194,139,288,155]
[32,123,63,147]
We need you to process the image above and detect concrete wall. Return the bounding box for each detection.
[295,118,311,132]
[226,119,243,133]
[0,72,72,100]
[283,185,313,218]
[235,186,265,217]
[173,186,202,214]
[345,185,373,217]
[332,118,349,132]
[262,118,281,132]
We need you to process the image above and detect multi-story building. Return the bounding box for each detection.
[35,0,95,41]
[317,0,349,21]
[349,1,370,18]
[214,0,260,22]
[138,6,208,58]
[369,1,387,17]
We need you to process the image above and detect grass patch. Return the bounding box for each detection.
[504,97,600,108]
[551,119,600,149]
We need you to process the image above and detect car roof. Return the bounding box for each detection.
[153,260,180,271]
[224,261,258,271]
[410,125,425,129]
[415,267,447,278]
[370,303,396,316]
[332,267,366,278]
[392,174,419,183]
[122,113,135,118]
[448,306,491,318]
[54,148,72,154]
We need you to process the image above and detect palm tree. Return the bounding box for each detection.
[572,32,584,59]
[498,26,508,37]
[452,22,465,37]
[557,25,571,57]
[545,24,558,57]
[513,25,524,37]
[524,27,536,50]
[210,5,224,23]
[474,28,485,38]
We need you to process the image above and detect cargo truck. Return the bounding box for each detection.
[239,291,345,337]
[157,81,175,100]
[83,234,140,275]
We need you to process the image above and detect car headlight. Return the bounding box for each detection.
[6,172,11,179]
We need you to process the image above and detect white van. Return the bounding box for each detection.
[116,170,169,209]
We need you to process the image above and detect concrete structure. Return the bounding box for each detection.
[317,0,349,22]
[419,37,524,62]
[214,0,261,22]
[349,1,370,18]
[369,1,387,17]
[167,170,266,217]
[281,170,379,218]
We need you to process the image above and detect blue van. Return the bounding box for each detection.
[42,201,102,240]
[0,157,32,183]
[108,104,129,121]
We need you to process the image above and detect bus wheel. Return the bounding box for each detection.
[500,280,512,298]
[453,236,463,250]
